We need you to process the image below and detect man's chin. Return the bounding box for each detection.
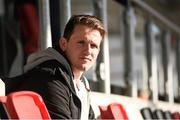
[81,66,90,72]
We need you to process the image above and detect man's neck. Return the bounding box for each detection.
[73,70,83,80]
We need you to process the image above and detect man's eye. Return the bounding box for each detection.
[78,41,84,45]
[91,44,98,49]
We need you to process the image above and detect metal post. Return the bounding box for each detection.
[59,0,71,36]
[38,0,52,50]
[122,1,137,97]
[175,37,180,102]
[0,0,8,77]
[0,0,4,18]
[92,0,110,94]
[144,20,153,99]
[144,20,160,102]
[160,30,169,101]
[165,32,174,103]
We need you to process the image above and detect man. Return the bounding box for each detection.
[4,15,106,119]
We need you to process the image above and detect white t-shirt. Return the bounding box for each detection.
[73,78,90,120]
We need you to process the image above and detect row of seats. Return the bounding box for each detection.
[99,103,180,120]
[141,107,180,120]
[1,78,180,119]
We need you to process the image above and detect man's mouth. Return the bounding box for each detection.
[81,57,91,62]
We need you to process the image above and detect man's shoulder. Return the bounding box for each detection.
[35,60,69,75]
[24,60,61,78]
[36,59,63,68]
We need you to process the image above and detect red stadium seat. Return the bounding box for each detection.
[172,112,180,119]
[99,103,128,120]
[99,105,109,118]
[0,91,51,119]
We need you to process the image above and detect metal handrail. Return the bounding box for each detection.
[132,0,180,35]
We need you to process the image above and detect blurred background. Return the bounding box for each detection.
[0,0,180,119]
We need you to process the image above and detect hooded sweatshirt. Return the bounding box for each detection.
[4,47,95,119]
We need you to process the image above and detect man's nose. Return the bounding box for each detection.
[84,44,91,54]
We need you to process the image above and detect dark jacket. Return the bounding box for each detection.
[3,47,95,119]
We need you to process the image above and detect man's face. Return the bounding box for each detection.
[60,25,102,73]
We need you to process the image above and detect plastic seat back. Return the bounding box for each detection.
[140,107,154,119]
[172,112,180,119]
[164,111,172,119]
[99,105,109,119]
[99,103,128,120]
[4,91,51,119]
[153,109,165,119]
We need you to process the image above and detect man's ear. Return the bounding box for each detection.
[59,37,67,51]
